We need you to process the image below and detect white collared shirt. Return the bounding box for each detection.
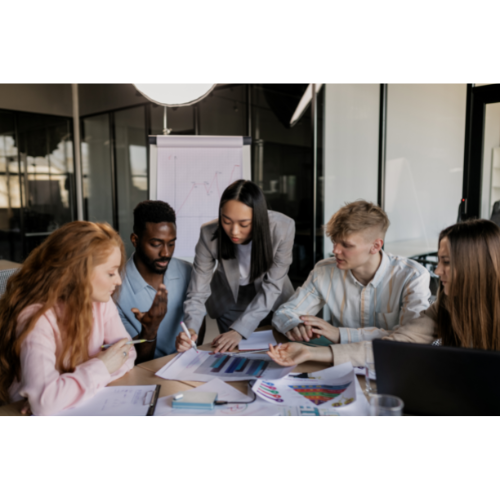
[272,251,431,343]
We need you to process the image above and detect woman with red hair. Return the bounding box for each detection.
[0,221,136,415]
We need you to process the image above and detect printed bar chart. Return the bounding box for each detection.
[195,354,269,379]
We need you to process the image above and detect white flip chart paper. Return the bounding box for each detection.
[155,136,245,258]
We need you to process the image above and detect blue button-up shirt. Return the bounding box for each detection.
[114,254,193,358]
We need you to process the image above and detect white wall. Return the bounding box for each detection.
[384,84,466,256]
[322,84,380,257]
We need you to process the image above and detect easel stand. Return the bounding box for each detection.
[163,106,172,135]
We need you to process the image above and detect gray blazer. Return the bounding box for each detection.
[183,210,295,339]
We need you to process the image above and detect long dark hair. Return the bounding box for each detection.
[436,219,500,350]
[212,180,273,283]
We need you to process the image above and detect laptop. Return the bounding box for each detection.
[372,339,500,416]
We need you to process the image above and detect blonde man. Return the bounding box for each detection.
[272,200,430,357]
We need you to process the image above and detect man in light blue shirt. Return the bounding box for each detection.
[272,200,430,353]
[115,200,193,362]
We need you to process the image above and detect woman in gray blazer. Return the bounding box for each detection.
[177,180,295,353]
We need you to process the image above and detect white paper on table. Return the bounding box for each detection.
[154,378,281,416]
[279,406,341,416]
[334,376,370,416]
[276,375,369,416]
[252,362,357,409]
[238,329,276,351]
[55,385,158,416]
[285,363,370,416]
[155,348,294,382]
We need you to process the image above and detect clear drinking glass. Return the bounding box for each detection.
[369,394,404,416]
[365,342,375,394]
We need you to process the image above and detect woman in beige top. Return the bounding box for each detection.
[268,219,500,368]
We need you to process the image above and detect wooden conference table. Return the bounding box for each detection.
[0,333,370,416]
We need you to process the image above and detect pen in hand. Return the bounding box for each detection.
[180,321,199,353]
[101,339,155,349]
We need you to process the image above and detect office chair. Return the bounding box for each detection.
[0,268,19,297]
[491,200,500,227]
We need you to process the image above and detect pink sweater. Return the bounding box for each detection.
[9,300,136,416]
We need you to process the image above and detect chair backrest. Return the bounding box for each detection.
[491,200,500,227]
[0,268,19,297]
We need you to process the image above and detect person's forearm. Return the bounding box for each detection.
[133,327,158,364]
[307,345,334,364]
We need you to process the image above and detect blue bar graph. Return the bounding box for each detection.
[225,357,242,374]
[247,360,260,376]
[235,357,246,371]
[211,355,227,369]
[211,355,230,373]
[251,360,266,377]
[236,358,250,373]
[196,354,271,378]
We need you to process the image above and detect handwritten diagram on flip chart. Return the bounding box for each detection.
[154,136,249,258]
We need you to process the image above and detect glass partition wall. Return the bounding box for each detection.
[114,106,148,256]
[0,110,75,262]
[0,111,21,261]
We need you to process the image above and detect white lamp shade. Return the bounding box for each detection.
[133,84,216,107]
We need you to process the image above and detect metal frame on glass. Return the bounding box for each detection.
[462,83,500,220]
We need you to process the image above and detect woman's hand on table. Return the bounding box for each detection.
[211,330,242,353]
[300,315,340,343]
[95,338,132,374]
[175,329,198,352]
[267,343,313,366]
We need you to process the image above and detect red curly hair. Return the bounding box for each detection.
[0,221,125,405]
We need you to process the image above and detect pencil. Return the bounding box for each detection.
[101,339,152,349]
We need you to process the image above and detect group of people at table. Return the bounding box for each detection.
[1,179,499,416]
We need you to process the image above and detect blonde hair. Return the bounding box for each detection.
[325,200,389,242]
[0,221,125,405]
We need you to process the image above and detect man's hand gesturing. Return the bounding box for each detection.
[131,284,168,338]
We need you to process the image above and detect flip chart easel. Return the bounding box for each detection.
[149,135,252,260]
